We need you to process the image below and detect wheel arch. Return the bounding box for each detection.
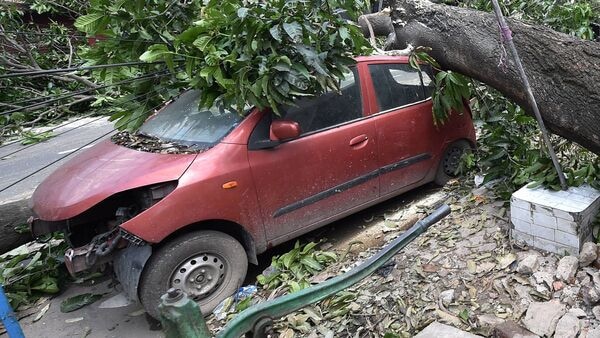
[157,219,259,265]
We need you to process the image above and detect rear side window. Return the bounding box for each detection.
[368,63,432,112]
[277,68,362,134]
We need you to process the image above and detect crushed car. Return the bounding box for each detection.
[29,55,476,319]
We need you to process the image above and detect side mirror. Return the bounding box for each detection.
[270,120,301,141]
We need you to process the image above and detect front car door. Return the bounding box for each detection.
[247,67,379,244]
[365,62,438,197]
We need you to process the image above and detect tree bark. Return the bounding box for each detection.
[363,0,600,154]
[0,200,34,254]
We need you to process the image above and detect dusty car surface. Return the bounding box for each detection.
[30,55,476,318]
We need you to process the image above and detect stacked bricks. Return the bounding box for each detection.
[510,184,600,255]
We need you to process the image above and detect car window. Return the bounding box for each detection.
[368,63,432,112]
[138,90,245,147]
[276,68,362,135]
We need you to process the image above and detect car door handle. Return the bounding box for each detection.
[349,134,369,147]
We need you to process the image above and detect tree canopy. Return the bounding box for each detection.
[75,0,371,129]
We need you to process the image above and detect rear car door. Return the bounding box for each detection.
[366,62,438,196]
[247,68,379,243]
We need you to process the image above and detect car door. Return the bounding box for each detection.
[247,68,379,243]
[366,62,438,196]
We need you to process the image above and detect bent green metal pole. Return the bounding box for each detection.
[490,0,568,190]
[217,204,451,338]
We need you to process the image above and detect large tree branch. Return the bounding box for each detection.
[387,0,600,154]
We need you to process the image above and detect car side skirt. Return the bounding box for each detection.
[273,153,432,218]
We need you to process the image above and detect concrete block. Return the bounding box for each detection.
[511,205,532,222]
[534,237,577,256]
[512,218,531,233]
[554,208,575,221]
[510,197,531,211]
[555,230,580,248]
[533,212,558,229]
[556,218,579,234]
[511,184,600,255]
[532,203,555,217]
[512,229,534,246]
[531,224,554,241]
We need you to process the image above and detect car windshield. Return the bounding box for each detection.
[138,90,244,148]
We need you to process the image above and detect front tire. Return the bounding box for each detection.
[435,140,471,186]
[139,230,248,319]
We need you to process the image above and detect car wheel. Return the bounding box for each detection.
[139,230,248,319]
[435,140,471,186]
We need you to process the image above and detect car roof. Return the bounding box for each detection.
[354,55,410,63]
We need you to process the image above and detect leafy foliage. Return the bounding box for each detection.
[471,85,600,199]
[0,1,96,142]
[460,0,599,40]
[409,48,471,125]
[0,239,68,309]
[257,241,337,293]
[77,0,371,129]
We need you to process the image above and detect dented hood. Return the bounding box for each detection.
[31,139,196,221]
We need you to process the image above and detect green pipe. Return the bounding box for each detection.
[217,204,451,338]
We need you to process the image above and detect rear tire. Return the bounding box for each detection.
[139,230,247,319]
[435,140,471,186]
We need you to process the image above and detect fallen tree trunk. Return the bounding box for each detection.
[361,1,600,155]
[0,200,34,254]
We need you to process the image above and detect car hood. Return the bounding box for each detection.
[31,139,197,221]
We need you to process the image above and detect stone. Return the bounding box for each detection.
[553,281,565,291]
[584,328,600,338]
[522,301,566,337]
[414,321,483,338]
[556,256,579,282]
[580,242,598,267]
[493,320,538,338]
[554,313,580,338]
[582,287,600,306]
[533,271,554,289]
[478,314,504,328]
[439,289,455,307]
[517,254,540,275]
[592,305,600,320]
[568,307,587,318]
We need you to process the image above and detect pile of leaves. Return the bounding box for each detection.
[112,131,196,154]
[0,239,68,309]
[257,241,338,294]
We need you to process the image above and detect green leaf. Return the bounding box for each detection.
[31,277,59,294]
[139,44,171,63]
[74,13,105,34]
[237,7,249,19]
[178,26,204,44]
[459,308,469,322]
[193,36,213,52]
[300,256,323,271]
[269,25,282,42]
[282,22,302,42]
[60,293,103,313]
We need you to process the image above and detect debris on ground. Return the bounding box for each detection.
[207,179,600,337]
[60,293,104,313]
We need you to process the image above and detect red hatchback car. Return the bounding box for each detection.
[30,56,475,318]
